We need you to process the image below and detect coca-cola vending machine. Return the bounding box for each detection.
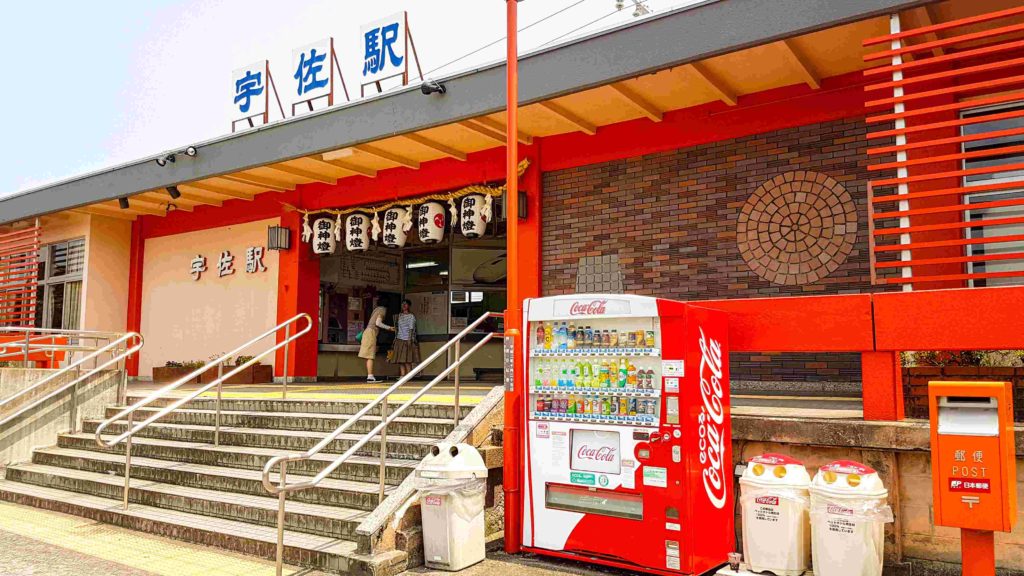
[521,294,732,575]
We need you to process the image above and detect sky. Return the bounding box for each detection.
[0,0,699,198]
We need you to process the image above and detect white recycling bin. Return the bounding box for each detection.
[740,453,811,576]
[414,442,488,571]
[809,460,893,576]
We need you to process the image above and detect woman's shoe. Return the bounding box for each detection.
[366,375,380,383]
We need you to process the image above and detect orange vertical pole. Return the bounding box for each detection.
[861,351,905,421]
[504,0,523,555]
[962,529,995,576]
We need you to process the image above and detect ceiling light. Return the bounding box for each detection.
[406,260,439,269]
[118,198,130,210]
[166,186,181,200]
[155,154,176,167]
[184,146,197,157]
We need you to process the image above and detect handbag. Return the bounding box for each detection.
[355,330,363,342]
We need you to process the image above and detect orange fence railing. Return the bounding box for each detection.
[0,225,40,326]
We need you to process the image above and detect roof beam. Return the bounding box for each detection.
[221,172,297,191]
[608,82,663,122]
[681,62,737,106]
[402,133,467,161]
[264,163,338,185]
[181,182,255,200]
[537,101,597,135]
[467,117,533,145]
[458,120,506,144]
[130,195,193,212]
[320,158,378,178]
[72,207,137,221]
[778,40,820,89]
[161,187,226,206]
[910,6,944,58]
[353,144,420,170]
[88,201,164,217]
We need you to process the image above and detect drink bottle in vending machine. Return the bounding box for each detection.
[521,294,733,575]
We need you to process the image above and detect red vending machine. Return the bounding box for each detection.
[521,294,732,575]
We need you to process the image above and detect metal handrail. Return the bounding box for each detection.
[260,311,503,576]
[0,331,144,429]
[93,313,312,510]
[0,327,124,362]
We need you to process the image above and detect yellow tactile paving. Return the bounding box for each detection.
[0,501,308,576]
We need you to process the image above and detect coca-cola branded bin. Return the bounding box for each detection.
[740,453,811,576]
[414,442,488,571]
[809,461,893,576]
[522,294,733,575]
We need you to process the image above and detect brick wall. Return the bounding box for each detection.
[541,116,886,383]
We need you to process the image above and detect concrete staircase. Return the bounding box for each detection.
[0,394,474,575]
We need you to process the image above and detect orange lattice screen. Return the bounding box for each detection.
[864,5,1024,287]
[0,226,40,326]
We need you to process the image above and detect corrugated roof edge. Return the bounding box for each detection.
[0,0,931,225]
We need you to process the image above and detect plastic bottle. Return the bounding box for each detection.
[535,323,544,349]
[567,393,576,415]
[610,395,618,415]
[567,322,576,350]
[544,322,553,350]
[576,394,585,414]
[627,361,638,389]
[618,358,628,388]
[584,326,593,348]
[598,360,610,388]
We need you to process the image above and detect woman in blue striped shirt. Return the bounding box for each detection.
[390,299,420,377]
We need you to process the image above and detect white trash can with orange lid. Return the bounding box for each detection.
[739,453,811,576]
[809,460,893,576]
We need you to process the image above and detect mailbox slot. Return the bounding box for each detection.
[937,396,999,437]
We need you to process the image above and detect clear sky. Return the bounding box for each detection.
[0,0,697,198]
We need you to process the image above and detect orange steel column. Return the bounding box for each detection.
[503,0,523,555]
[861,351,904,421]
[962,529,996,576]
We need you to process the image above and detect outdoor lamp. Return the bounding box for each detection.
[268,225,291,251]
[118,197,130,210]
[166,186,181,200]
[518,190,528,219]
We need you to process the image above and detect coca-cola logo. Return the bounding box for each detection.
[698,327,727,510]
[568,300,607,316]
[755,496,779,506]
[576,445,617,462]
[827,504,854,516]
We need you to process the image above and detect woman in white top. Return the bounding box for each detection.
[389,299,420,377]
[359,297,394,383]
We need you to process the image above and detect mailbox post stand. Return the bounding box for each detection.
[962,529,994,576]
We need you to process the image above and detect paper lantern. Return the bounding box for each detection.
[381,207,409,248]
[418,202,446,244]
[311,217,336,255]
[460,194,488,238]
[346,213,371,252]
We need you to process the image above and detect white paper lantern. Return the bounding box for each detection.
[460,194,487,238]
[381,207,409,248]
[346,213,371,252]
[417,202,446,244]
[311,217,336,255]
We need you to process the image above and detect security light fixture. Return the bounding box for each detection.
[184,146,198,157]
[267,225,291,251]
[420,79,446,95]
[118,197,130,210]
[166,186,181,200]
[519,190,528,219]
[155,154,176,167]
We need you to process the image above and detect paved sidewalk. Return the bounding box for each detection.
[0,501,320,576]
[406,549,644,576]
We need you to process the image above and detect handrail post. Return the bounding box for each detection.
[453,339,461,427]
[282,323,291,399]
[215,360,224,446]
[379,396,388,504]
[123,410,133,510]
[276,460,287,576]
[23,331,29,366]
[69,359,81,433]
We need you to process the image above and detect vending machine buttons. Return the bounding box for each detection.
[672,429,682,439]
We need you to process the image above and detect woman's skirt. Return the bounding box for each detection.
[390,338,420,364]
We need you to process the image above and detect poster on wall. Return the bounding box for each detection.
[451,248,506,286]
[406,291,448,335]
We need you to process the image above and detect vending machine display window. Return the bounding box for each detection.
[545,483,644,521]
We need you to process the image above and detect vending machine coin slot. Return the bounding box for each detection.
[672,445,682,463]
[638,448,651,460]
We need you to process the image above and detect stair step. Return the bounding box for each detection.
[82,419,437,460]
[106,406,455,438]
[26,447,394,510]
[126,395,473,420]
[60,433,416,486]
[6,463,368,539]
[0,480,407,575]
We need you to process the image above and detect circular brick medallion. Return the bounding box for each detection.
[737,171,857,286]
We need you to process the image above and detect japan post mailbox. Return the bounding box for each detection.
[928,381,1017,532]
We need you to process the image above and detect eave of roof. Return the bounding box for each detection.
[0,0,931,225]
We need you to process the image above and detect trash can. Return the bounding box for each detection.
[809,460,893,576]
[739,453,811,576]
[414,442,488,571]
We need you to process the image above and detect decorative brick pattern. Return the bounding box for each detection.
[542,117,885,382]
[737,171,857,286]
[576,254,623,293]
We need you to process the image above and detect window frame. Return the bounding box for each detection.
[35,237,86,330]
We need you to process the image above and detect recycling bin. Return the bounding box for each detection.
[414,442,489,571]
[740,453,811,576]
[809,460,893,576]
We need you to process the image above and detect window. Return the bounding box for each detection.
[963,104,1024,286]
[34,239,85,330]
